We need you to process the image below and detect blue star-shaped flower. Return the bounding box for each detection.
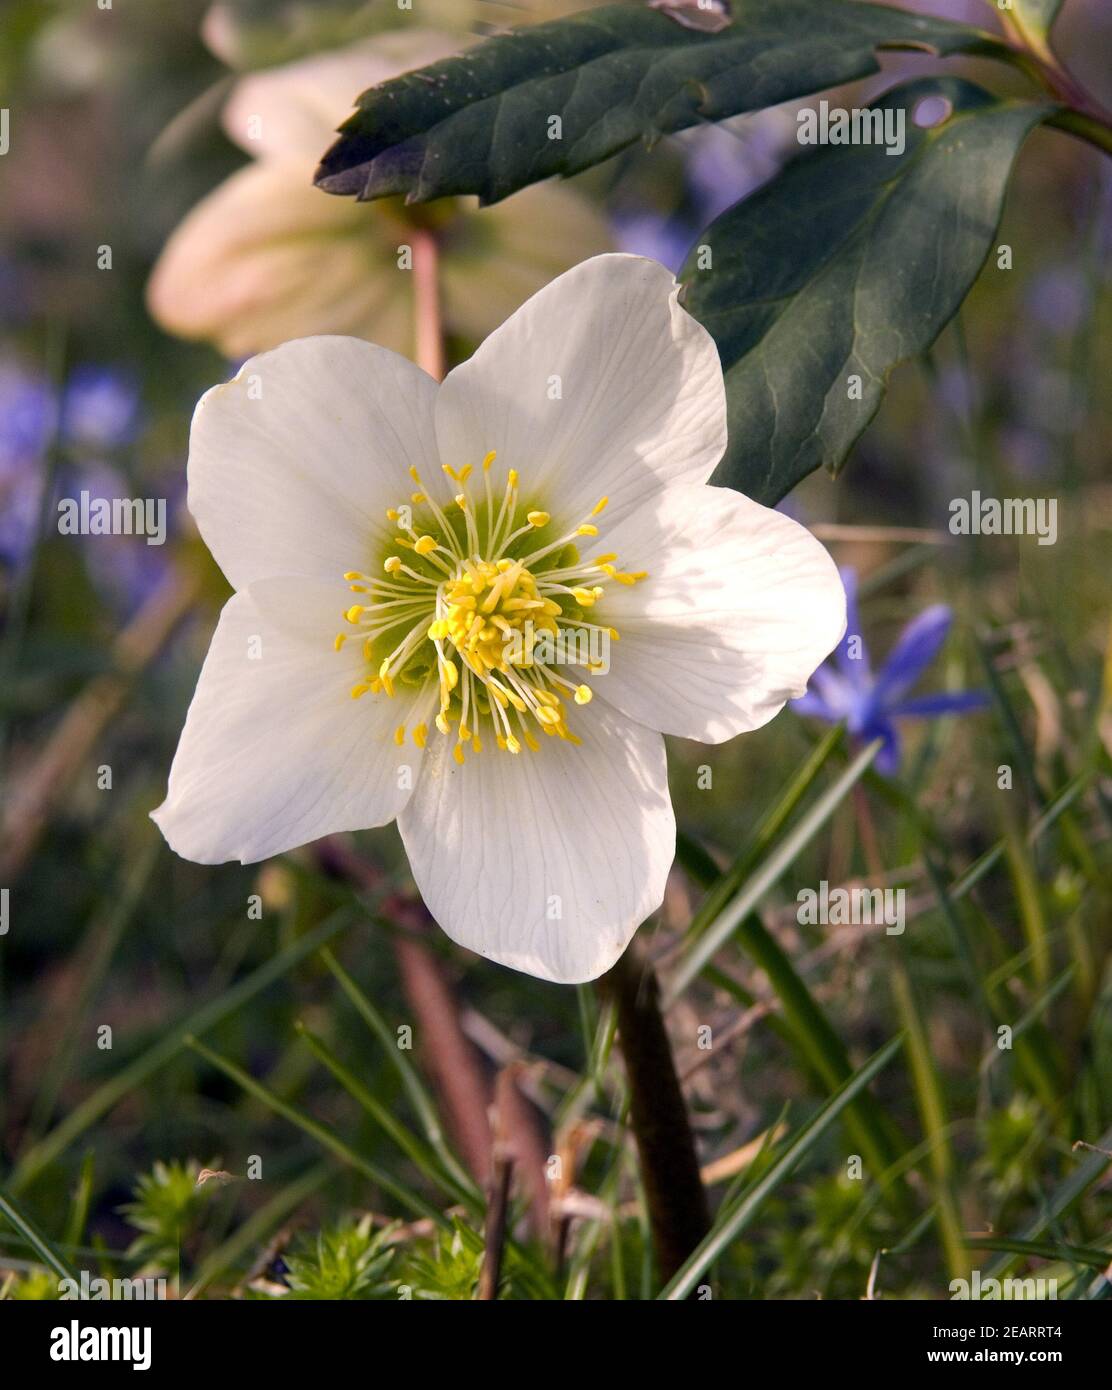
[791,569,988,775]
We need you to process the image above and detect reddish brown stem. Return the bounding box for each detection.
[411,226,444,382]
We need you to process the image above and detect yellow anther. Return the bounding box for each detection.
[342,460,644,759]
[386,508,399,521]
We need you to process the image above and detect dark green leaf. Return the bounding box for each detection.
[681,78,1054,504]
[315,2,1003,205]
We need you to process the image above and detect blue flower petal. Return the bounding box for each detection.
[888,690,989,719]
[872,721,902,777]
[874,604,953,707]
[834,567,873,692]
[790,688,836,721]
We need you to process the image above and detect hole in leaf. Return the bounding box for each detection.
[913,96,953,129]
[648,0,733,33]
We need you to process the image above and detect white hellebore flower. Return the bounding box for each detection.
[153,255,845,984]
[146,31,610,359]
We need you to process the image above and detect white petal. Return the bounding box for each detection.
[187,336,439,590]
[152,576,427,863]
[433,254,726,527]
[398,702,674,984]
[146,164,416,360]
[222,33,463,160]
[594,484,846,742]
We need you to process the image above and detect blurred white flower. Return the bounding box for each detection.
[152,255,844,983]
[146,32,611,358]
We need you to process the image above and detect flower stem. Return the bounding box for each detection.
[599,943,709,1287]
[990,13,1112,159]
[411,226,445,382]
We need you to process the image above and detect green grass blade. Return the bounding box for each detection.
[8,910,353,1193]
[890,963,967,1280]
[319,946,476,1197]
[985,1124,1112,1276]
[680,725,845,946]
[667,738,882,999]
[967,1235,1111,1269]
[659,1033,905,1299]
[294,1020,479,1211]
[185,1035,446,1227]
[0,1189,78,1283]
